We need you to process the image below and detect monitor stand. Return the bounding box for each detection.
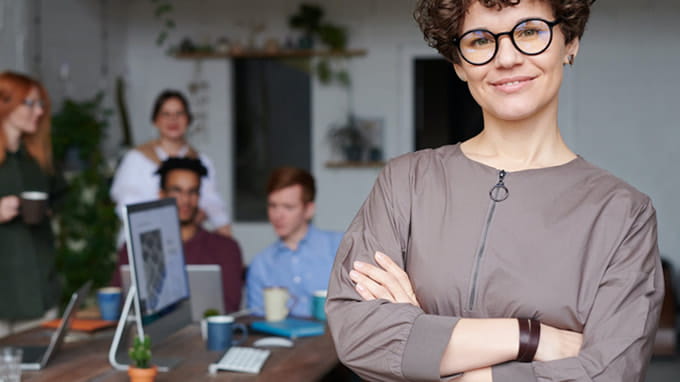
[108,286,186,372]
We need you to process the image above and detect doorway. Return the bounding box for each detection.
[414,58,482,150]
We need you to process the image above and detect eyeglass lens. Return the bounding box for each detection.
[458,19,555,65]
[23,99,44,108]
[159,111,187,119]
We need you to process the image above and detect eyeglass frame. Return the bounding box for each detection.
[452,18,561,66]
[22,98,45,109]
[157,110,188,120]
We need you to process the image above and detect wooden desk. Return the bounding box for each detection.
[1,319,348,382]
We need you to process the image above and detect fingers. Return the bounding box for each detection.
[0,196,20,222]
[351,257,416,306]
[374,252,419,304]
[349,268,394,302]
[4,195,20,207]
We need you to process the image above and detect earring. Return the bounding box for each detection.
[567,55,575,66]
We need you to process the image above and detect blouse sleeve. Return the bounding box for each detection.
[492,199,664,382]
[198,154,230,228]
[326,154,460,382]
[109,150,152,221]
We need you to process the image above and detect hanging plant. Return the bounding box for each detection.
[288,3,351,87]
[150,0,176,47]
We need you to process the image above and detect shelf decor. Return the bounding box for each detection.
[326,115,385,168]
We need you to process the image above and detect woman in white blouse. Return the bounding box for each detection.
[110,90,231,237]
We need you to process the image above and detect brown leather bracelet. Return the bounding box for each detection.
[517,318,541,362]
[517,318,531,361]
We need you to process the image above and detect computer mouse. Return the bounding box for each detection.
[253,336,294,348]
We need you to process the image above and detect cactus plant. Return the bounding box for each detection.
[128,335,152,369]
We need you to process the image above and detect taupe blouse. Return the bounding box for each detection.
[327,144,663,381]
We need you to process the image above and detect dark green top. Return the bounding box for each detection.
[0,146,64,320]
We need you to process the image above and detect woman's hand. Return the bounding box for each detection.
[0,195,20,223]
[349,251,421,308]
[534,324,583,362]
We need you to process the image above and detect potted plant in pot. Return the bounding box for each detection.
[201,308,220,340]
[327,116,368,162]
[128,335,157,382]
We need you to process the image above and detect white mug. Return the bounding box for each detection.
[263,287,294,322]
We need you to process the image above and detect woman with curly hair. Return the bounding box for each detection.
[326,1,662,381]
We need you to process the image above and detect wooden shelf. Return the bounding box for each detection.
[325,161,385,169]
[174,49,367,60]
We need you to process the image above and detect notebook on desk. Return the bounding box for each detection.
[250,318,325,339]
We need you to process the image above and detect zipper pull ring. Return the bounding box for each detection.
[489,170,509,202]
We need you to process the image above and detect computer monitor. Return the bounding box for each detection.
[109,198,192,371]
[124,198,190,317]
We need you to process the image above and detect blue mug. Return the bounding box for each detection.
[97,287,122,321]
[312,290,327,321]
[206,316,248,351]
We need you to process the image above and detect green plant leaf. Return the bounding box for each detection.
[319,24,348,51]
[156,31,168,46]
[154,4,172,18]
[336,70,351,87]
[316,60,332,84]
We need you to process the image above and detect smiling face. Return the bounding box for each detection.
[5,87,44,135]
[154,97,189,140]
[453,0,579,123]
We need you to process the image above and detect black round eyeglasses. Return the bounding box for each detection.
[452,18,561,66]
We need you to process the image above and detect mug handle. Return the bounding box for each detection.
[285,295,299,317]
[232,323,248,346]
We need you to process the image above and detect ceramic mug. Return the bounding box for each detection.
[97,287,122,321]
[263,287,295,322]
[311,290,327,321]
[20,191,48,225]
[206,315,248,351]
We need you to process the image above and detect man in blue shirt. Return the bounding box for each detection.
[246,167,343,318]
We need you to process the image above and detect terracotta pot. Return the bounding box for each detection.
[128,365,158,382]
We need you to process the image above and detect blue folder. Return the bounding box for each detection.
[250,318,325,339]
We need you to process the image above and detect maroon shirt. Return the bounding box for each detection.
[111,227,244,312]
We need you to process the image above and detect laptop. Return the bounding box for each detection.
[120,264,225,322]
[18,280,92,370]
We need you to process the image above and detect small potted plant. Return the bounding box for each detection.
[128,335,157,382]
[327,116,368,162]
[201,308,220,340]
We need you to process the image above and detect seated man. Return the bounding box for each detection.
[246,167,343,317]
[111,157,244,312]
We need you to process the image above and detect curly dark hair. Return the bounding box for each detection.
[414,0,593,63]
[156,157,208,190]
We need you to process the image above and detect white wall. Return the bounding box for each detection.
[117,0,680,267]
[569,1,680,263]
[0,0,33,73]
[38,0,128,156]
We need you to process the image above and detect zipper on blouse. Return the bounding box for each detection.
[467,170,508,311]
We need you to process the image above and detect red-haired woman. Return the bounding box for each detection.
[0,71,64,337]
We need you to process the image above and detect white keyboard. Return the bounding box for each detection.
[208,346,271,374]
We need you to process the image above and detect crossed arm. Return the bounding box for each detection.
[350,251,583,381]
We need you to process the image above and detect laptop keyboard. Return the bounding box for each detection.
[208,347,270,374]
